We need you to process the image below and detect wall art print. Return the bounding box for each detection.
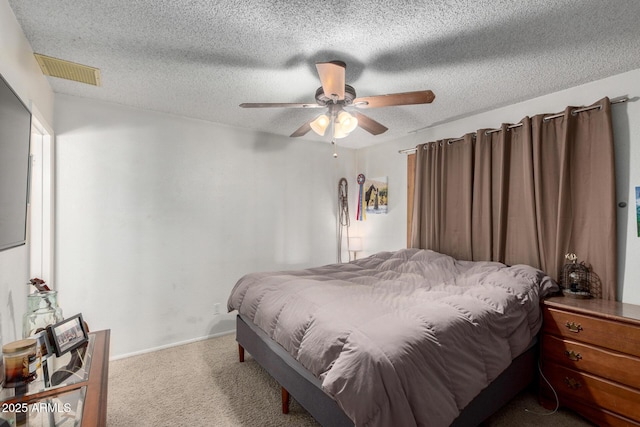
[636,186,640,237]
[364,176,388,215]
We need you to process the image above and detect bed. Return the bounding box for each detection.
[227,248,559,426]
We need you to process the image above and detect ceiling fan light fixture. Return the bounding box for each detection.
[337,111,358,134]
[333,122,348,139]
[310,114,330,136]
[239,61,434,139]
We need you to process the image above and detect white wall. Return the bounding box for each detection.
[0,3,54,346]
[356,69,640,305]
[54,95,356,358]
[6,0,640,359]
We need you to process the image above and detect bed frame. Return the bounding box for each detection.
[236,314,538,426]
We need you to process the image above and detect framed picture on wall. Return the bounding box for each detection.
[364,176,388,215]
[47,313,89,357]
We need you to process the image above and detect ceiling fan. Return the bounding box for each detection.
[240,60,435,139]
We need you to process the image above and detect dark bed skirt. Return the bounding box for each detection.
[236,314,538,426]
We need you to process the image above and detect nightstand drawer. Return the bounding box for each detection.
[543,308,640,357]
[542,334,640,387]
[543,361,640,422]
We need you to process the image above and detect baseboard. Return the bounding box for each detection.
[109,329,235,361]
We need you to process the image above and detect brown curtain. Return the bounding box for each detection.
[411,134,474,260]
[410,98,617,300]
[472,120,540,268]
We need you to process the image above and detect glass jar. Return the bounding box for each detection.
[22,291,64,338]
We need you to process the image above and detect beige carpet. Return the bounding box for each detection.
[107,333,594,426]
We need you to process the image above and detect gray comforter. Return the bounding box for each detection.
[227,249,558,426]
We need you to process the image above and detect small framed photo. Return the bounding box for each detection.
[32,329,53,362]
[47,313,89,357]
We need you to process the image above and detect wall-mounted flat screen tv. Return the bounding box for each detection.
[0,73,32,251]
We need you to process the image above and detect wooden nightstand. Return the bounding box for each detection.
[540,297,640,426]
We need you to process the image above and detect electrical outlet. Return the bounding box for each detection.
[213,303,221,315]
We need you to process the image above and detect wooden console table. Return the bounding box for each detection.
[1,329,110,426]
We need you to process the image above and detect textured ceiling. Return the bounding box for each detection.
[8,0,640,149]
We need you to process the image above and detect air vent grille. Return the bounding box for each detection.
[34,53,101,86]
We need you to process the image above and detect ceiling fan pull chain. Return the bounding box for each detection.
[330,110,338,158]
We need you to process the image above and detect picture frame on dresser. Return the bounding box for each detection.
[46,313,89,357]
[32,330,53,362]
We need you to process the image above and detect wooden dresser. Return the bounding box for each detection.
[540,296,640,426]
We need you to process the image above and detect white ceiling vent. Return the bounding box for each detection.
[34,53,101,86]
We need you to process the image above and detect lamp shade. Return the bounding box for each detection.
[337,111,358,133]
[333,122,348,139]
[348,237,363,252]
[310,114,330,136]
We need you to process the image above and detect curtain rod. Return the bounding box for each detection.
[398,96,630,154]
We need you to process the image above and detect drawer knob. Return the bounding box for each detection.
[564,377,582,390]
[564,350,582,361]
[565,321,583,333]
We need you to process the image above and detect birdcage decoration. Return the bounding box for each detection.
[560,253,593,298]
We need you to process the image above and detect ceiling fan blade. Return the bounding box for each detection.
[240,102,323,109]
[354,90,435,109]
[316,61,346,101]
[354,112,388,135]
[290,120,313,137]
